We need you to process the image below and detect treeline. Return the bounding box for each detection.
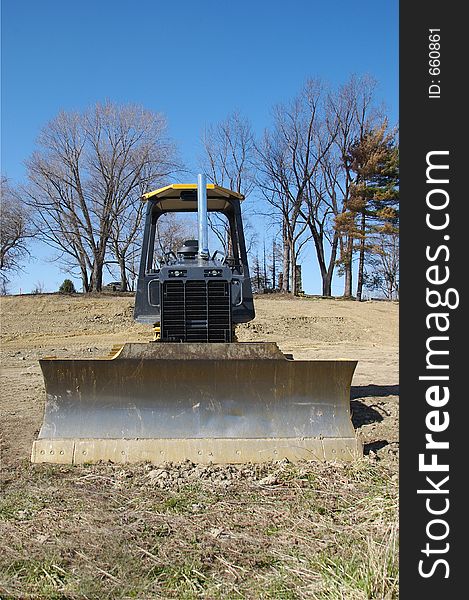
[201,75,399,300]
[1,75,398,299]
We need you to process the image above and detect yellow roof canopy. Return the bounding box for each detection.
[142,183,244,202]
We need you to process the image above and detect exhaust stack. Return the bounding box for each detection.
[197,173,209,259]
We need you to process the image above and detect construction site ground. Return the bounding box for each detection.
[0,293,399,599]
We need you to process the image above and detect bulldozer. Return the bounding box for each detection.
[31,175,362,465]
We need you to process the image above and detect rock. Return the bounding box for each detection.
[147,468,169,482]
[259,474,278,486]
[148,468,164,479]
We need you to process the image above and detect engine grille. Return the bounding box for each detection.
[161,280,231,342]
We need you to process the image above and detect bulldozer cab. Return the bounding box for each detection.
[134,182,255,332]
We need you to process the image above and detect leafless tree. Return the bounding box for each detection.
[23,102,179,292]
[0,177,33,291]
[364,231,399,300]
[300,135,342,296]
[153,214,196,266]
[268,237,282,290]
[107,172,156,292]
[256,79,333,294]
[105,212,195,288]
[202,111,256,195]
[30,281,46,295]
[201,112,257,257]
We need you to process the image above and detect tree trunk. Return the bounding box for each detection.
[226,230,233,257]
[305,217,338,298]
[119,257,128,292]
[295,265,302,295]
[322,233,339,296]
[282,240,290,292]
[90,259,104,292]
[290,242,297,296]
[356,211,366,301]
[309,228,328,296]
[272,238,276,290]
[80,265,90,293]
[322,271,332,297]
[343,235,353,298]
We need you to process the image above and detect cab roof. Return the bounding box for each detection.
[142,183,244,201]
[141,183,244,213]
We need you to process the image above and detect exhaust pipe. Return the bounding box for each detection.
[197,173,209,259]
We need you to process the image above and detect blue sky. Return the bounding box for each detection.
[1,0,398,294]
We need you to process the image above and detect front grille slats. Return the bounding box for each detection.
[161,279,231,342]
[207,281,231,342]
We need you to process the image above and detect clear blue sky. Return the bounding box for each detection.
[1,0,398,294]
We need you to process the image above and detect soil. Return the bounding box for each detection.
[0,293,399,469]
[0,293,399,599]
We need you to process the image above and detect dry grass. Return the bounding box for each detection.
[0,459,398,599]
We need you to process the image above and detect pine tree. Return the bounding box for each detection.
[59,279,76,294]
[336,123,399,300]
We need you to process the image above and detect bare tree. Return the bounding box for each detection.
[250,251,264,293]
[0,177,33,290]
[31,281,46,295]
[202,112,256,195]
[23,102,178,292]
[364,231,399,300]
[153,214,196,266]
[108,202,145,292]
[268,236,282,290]
[107,171,159,292]
[201,112,257,257]
[257,79,333,294]
[300,135,342,296]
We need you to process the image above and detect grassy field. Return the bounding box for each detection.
[0,460,398,599]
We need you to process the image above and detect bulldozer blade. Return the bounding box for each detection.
[32,343,362,464]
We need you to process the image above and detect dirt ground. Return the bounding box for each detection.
[0,293,399,599]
